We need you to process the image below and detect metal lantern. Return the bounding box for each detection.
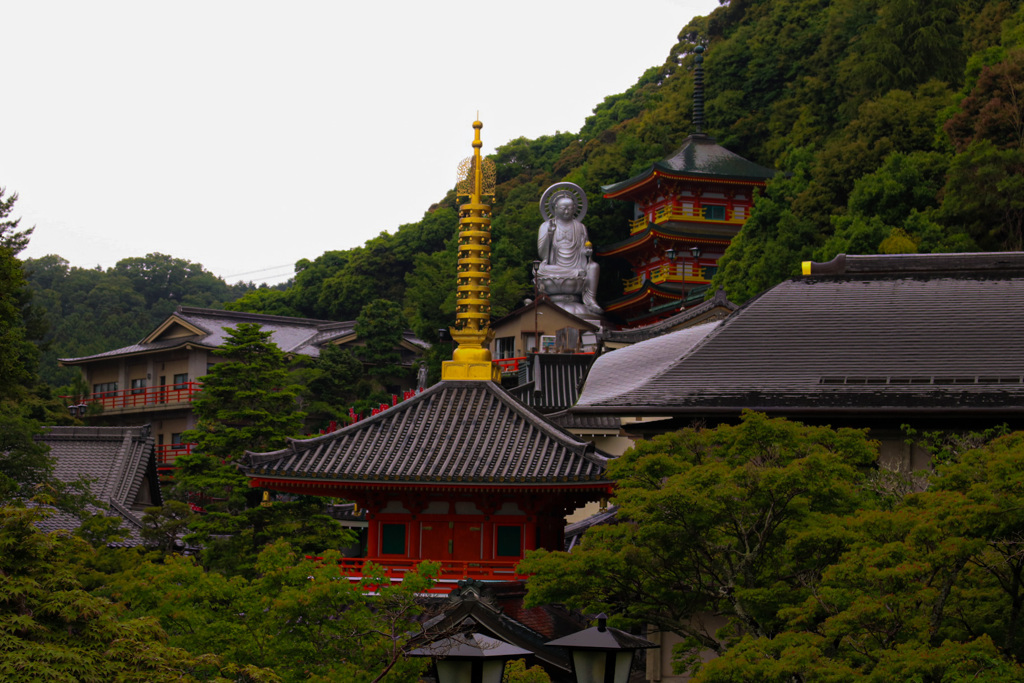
[409,632,531,683]
[546,614,655,683]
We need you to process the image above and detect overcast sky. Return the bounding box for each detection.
[5,0,719,285]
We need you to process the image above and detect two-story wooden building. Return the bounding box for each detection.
[60,306,429,471]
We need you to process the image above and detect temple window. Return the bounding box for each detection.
[496,525,523,557]
[495,336,515,359]
[702,205,726,220]
[381,523,406,555]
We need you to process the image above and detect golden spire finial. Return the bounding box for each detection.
[443,120,500,382]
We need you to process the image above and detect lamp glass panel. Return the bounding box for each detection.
[482,659,506,683]
[614,651,634,681]
[572,650,606,683]
[436,659,472,683]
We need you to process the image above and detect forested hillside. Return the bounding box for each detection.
[226,0,1024,326]
[25,0,1024,383]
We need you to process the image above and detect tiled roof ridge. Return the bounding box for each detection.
[244,380,609,467]
[176,306,340,326]
[241,381,452,464]
[107,499,144,529]
[487,381,609,467]
[38,425,152,441]
[807,252,1024,276]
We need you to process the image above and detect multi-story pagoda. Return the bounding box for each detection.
[597,45,776,327]
[240,121,613,591]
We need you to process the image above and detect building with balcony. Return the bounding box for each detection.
[59,306,428,473]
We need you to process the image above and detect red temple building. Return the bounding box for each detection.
[241,121,613,593]
[597,45,776,327]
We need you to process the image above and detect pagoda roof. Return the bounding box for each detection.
[603,280,708,317]
[241,380,611,490]
[600,288,738,344]
[602,134,776,200]
[597,224,732,258]
[572,252,1024,419]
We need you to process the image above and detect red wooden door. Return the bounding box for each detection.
[419,522,452,562]
[452,522,483,561]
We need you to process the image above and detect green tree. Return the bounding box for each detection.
[0,505,225,682]
[110,540,435,683]
[520,412,878,670]
[354,298,410,383]
[182,323,305,468]
[694,431,1024,680]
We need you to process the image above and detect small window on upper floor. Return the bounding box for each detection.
[702,205,726,221]
[130,378,147,395]
[93,382,117,397]
[495,336,515,359]
[173,373,188,390]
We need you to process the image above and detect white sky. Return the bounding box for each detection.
[6,0,719,285]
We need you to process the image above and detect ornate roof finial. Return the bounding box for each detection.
[443,119,500,382]
[692,44,705,135]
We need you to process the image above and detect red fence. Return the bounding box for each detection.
[493,357,526,373]
[64,381,202,411]
[330,557,526,593]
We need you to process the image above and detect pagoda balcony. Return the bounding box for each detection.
[623,264,712,293]
[629,203,747,234]
[64,381,202,415]
[328,557,528,594]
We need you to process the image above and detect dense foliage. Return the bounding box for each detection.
[522,414,1024,680]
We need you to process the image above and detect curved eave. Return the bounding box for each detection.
[247,476,614,495]
[59,340,218,366]
[603,168,771,201]
[570,403,1024,417]
[598,227,731,258]
[604,282,682,313]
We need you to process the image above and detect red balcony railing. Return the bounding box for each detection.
[154,442,196,473]
[494,356,526,373]
[327,557,526,593]
[64,381,202,412]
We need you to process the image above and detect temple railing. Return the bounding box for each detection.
[331,557,526,593]
[63,382,202,412]
[623,266,711,293]
[154,443,197,479]
[628,204,747,234]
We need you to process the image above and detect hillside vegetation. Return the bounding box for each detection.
[25,0,1024,383]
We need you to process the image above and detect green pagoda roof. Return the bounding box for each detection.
[602,134,776,198]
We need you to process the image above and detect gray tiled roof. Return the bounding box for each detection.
[34,426,161,545]
[242,381,610,485]
[507,354,596,413]
[60,306,428,364]
[577,322,722,408]
[574,253,1024,416]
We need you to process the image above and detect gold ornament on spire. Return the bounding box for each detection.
[442,120,501,382]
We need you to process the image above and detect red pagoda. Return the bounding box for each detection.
[598,45,776,327]
[241,121,613,593]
